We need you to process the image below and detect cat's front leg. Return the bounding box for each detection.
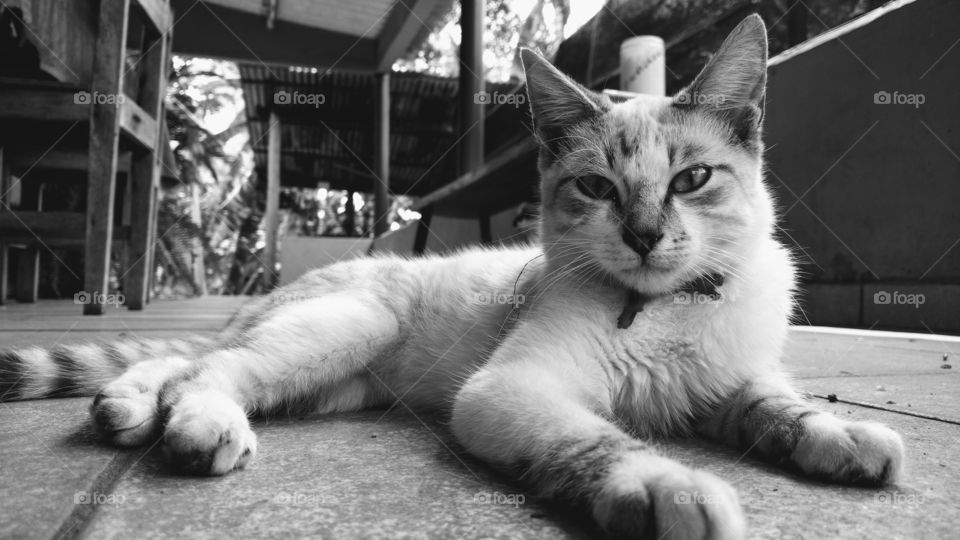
[452,360,746,540]
[698,375,904,485]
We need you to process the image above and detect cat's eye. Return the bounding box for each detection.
[575,175,618,202]
[670,166,712,194]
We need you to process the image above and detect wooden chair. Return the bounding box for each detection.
[0,0,173,314]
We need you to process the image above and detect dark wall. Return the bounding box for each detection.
[764,0,960,332]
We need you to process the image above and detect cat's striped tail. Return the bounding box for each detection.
[0,336,218,402]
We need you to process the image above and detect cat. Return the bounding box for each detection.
[0,15,903,539]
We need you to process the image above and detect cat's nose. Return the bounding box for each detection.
[622,227,663,257]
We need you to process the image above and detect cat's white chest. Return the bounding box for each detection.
[601,300,759,436]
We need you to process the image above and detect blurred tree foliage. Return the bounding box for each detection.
[161,57,263,296]
[393,0,571,82]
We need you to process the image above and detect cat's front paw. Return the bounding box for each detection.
[593,455,745,540]
[791,414,903,485]
[162,389,257,475]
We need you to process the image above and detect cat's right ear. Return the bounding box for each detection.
[520,49,608,153]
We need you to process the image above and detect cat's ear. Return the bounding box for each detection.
[676,14,768,141]
[520,48,608,152]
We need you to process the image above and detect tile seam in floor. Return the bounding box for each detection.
[811,394,960,426]
[49,450,141,540]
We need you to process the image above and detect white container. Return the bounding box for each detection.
[619,36,666,96]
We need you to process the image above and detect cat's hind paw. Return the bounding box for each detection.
[162,389,257,476]
[91,357,190,447]
[593,455,746,540]
[792,414,904,486]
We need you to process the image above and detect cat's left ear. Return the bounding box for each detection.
[676,14,768,141]
[520,48,609,154]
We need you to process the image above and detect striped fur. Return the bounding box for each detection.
[0,336,217,401]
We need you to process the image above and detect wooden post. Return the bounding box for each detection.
[0,243,7,305]
[15,248,40,303]
[458,0,484,175]
[189,182,207,295]
[787,1,808,46]
[413,206,433,255]
[125,19,169,310]
[373,72,390,237]
[84,0,130,315]
[0,147,6,305]
[263,110,281,289]
[344,189,356,236]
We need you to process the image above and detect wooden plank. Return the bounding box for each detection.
[14,247,39,303]
[119,97,158,150]
[132,0,173,34]
[84,0,130,316]
[458,0,484,175]
[7,149,132,173]
[0,88,88,122]
[169,0,377,71]
[263,110,281,289]
[373,72,390,236]
[0,211,86,237]
[125,27,169,310]
[376,0,443,71]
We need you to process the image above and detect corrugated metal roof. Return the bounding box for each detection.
[239,64,463,196]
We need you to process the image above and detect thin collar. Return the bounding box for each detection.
[617,273,725,329]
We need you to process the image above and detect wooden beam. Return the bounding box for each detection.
[169,0,377,71]
[125,26,168,310]
[458,0,484,175]
[263,110,281,289]
[7,149,132,172]
[0,88,88,122]
[84,0,130,315]
[119,97,158,150]
[373,72,390,237]
[376,0,443,72]
[132,0,173,34]
[411,137,536,212]
[0,211,87,237]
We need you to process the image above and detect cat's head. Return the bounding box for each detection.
[522,15,775,295]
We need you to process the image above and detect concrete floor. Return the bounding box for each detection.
[1,298,958,539]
